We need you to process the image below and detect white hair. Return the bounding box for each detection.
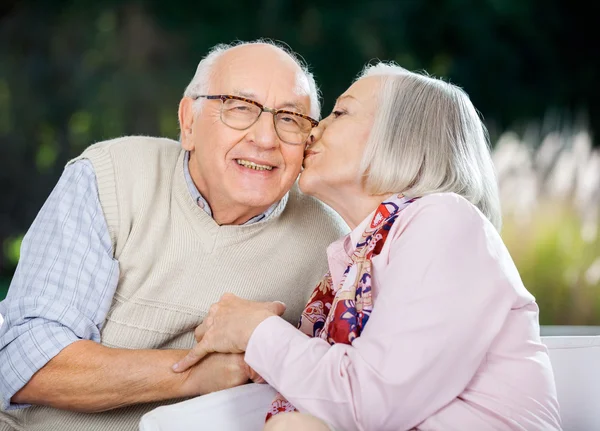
[358,62,502,230]
[183,39,321,119]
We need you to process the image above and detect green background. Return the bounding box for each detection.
[1,0,598,324]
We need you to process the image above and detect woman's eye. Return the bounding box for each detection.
[332,110,346,118]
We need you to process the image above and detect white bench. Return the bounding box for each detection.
[139,383,276,431]
[542,335,600,430]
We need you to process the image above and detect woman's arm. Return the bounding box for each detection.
[245,196,519,431]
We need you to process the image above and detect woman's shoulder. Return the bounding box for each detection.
[382,192,506,263]
[392,195,533,307]
[409,192,480,212]
[398,192,492,234]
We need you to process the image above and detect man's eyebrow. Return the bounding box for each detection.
[232,90,306,113]
[233,90,258,99]
[277,102,305,113]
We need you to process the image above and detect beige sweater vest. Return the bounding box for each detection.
[0,136,348,431]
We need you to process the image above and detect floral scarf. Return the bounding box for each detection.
[266,194,417,420]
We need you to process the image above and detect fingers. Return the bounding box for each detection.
[267,301,286,316]
[218,293,286,317]
[172,342,211,373]
[194,320,208,342]
[242,360,260,382]
[246,365,266,384]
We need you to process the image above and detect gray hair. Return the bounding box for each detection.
[183,39,321,119]
[358,62,502,230]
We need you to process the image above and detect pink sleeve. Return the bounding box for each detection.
[245,197,518,431]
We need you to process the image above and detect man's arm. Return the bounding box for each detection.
[12,340,250,412]
[0,160,247,412]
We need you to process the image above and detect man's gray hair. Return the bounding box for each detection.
[183,39,321,119]
[358,62,502,230]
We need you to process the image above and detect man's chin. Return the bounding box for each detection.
[232,191,280,211]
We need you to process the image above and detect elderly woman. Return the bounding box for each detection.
[171,63,561,431]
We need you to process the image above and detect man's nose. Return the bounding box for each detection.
[247,112,279,149]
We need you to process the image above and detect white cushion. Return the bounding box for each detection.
[140,337,600,431]
[541,336,600,431]
[139,383,276,431]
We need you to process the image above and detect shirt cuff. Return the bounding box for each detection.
[245,315,310,384]
[0,325,81,411]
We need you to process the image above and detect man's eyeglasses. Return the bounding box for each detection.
[192,95,319,146]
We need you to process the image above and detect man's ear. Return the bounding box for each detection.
[178,97,196,151]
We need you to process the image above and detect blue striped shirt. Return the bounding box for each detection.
[0,153,277,410]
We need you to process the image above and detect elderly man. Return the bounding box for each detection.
[0,41,348,431]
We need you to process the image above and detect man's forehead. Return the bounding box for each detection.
[226,89,309,115]
[215,63,311,112]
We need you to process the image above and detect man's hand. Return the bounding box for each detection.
[173,293,286,373]
[180,353,259,396]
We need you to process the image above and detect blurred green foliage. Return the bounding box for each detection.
[0,1,598,324]
[503,206,600,325]
[3,235,22,267]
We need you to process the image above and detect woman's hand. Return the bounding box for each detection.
[172,293,286,373]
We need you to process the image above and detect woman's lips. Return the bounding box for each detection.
[304,150,318,159]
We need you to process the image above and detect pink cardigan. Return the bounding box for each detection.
[245,193,561,431]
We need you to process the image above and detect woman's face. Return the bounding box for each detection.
[299,76,380,198]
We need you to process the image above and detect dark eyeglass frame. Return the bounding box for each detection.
[192,94,319,144]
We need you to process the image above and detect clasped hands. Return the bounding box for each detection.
[172,293,286,377]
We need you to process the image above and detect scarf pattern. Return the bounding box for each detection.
[266,194,416,420]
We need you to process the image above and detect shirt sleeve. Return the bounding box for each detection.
[245,197,518,431]
[0,159,120,411]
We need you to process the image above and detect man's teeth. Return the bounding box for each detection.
[236,159,273,171]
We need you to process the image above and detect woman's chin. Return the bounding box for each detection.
[298,170,319,196]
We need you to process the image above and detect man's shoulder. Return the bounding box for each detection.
[79,135,180,160]
[67,135,183,202]
[68,135,182,182]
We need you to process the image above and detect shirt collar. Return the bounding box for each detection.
[335,193,405,256]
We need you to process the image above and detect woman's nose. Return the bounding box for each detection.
[308,115,331,144]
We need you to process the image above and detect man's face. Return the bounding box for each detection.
[180,45,312,224]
